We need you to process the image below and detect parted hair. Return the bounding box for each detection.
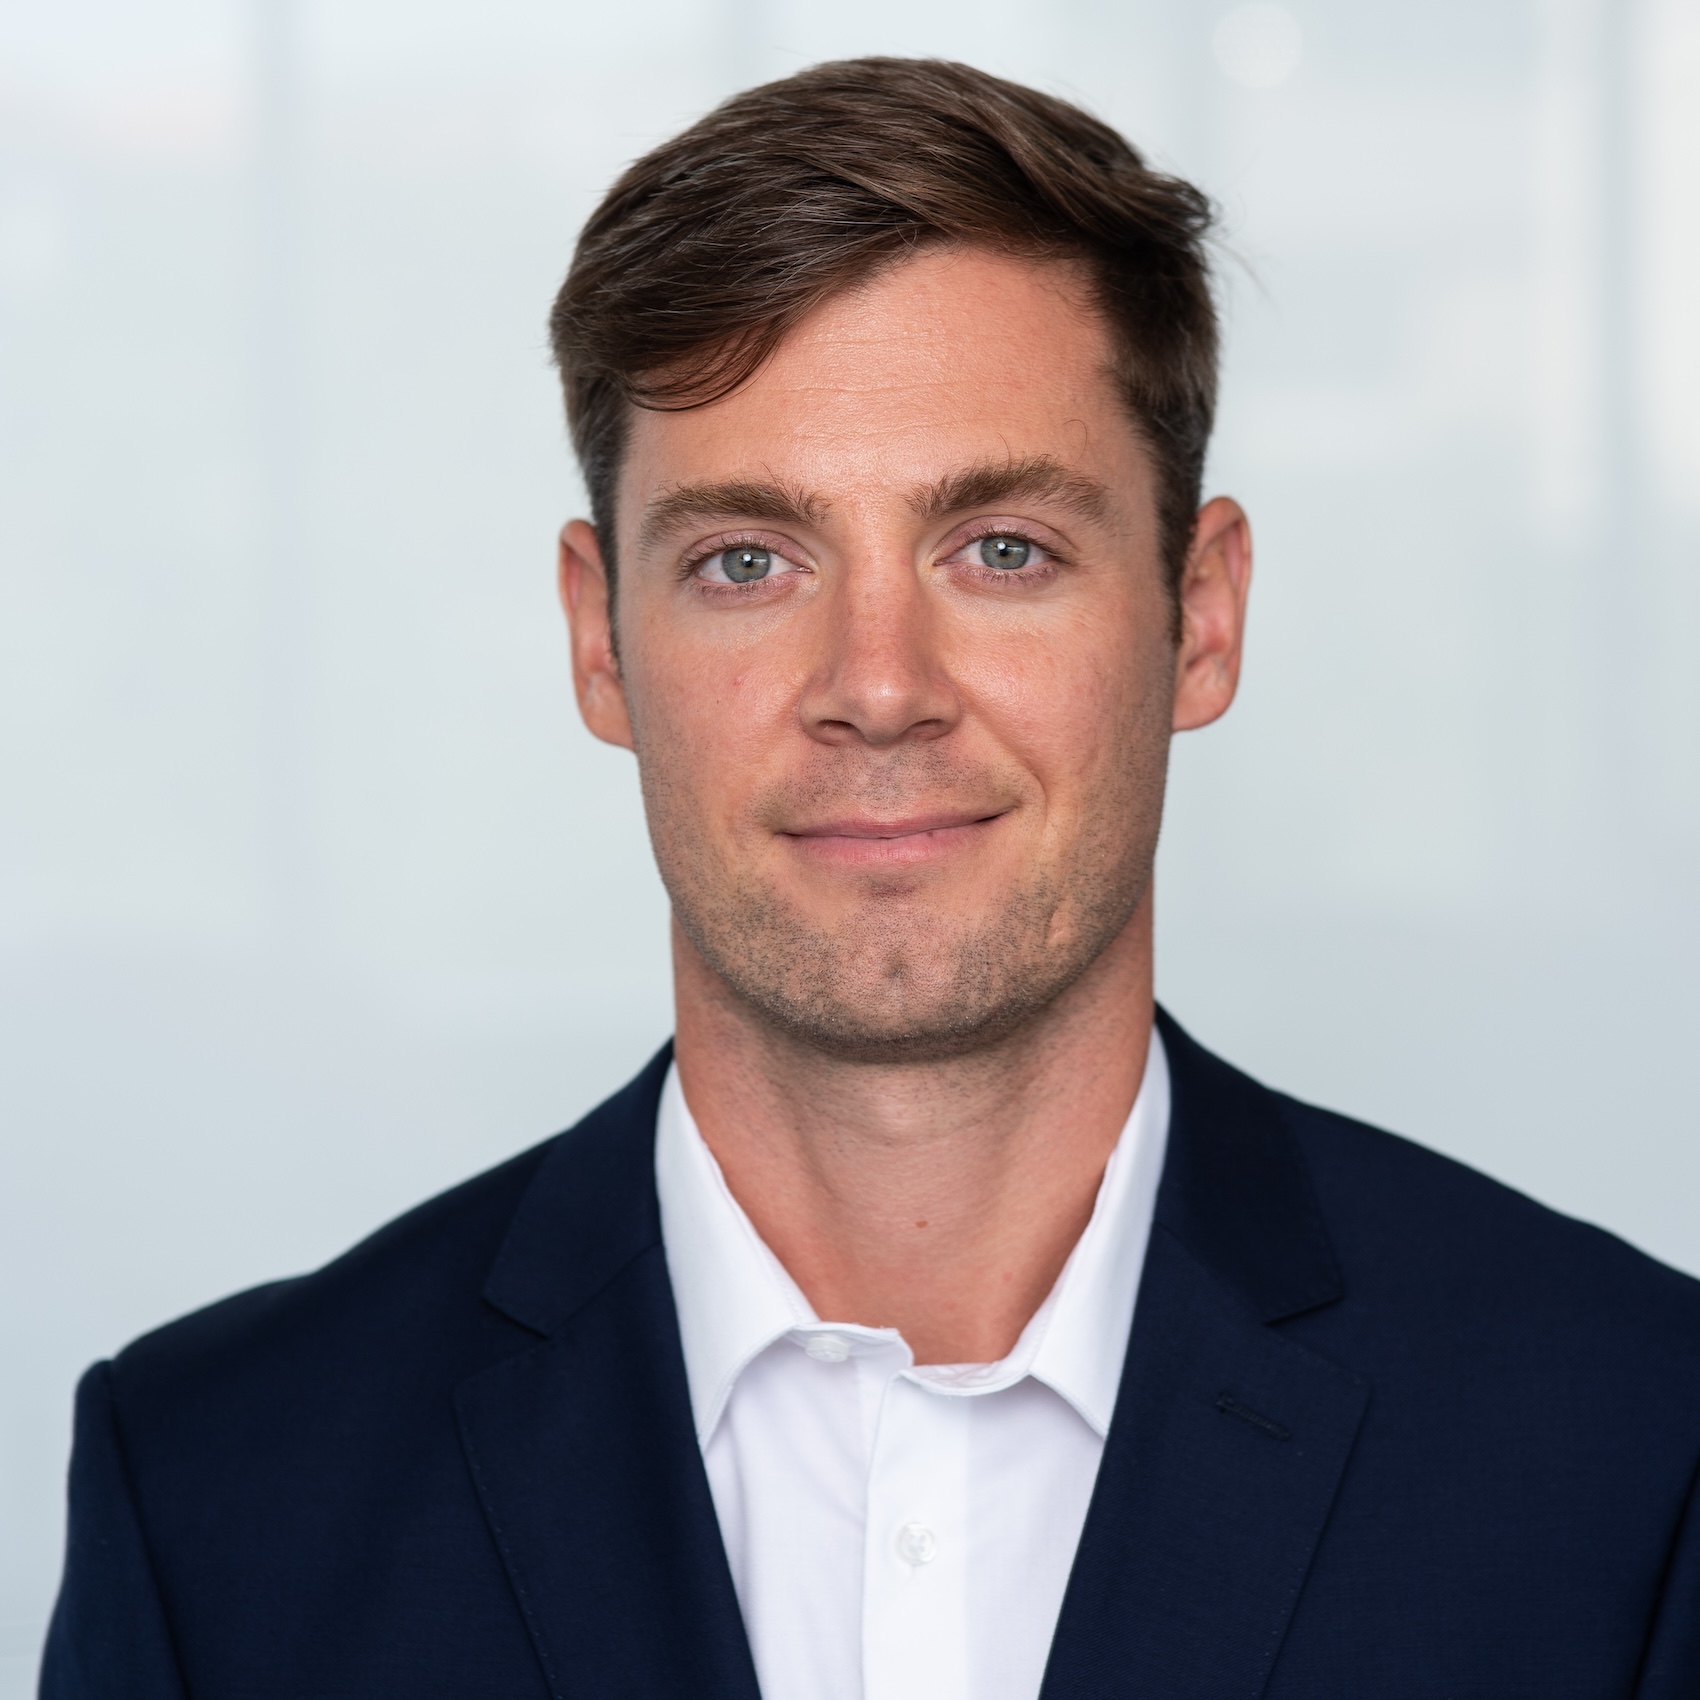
[550,57,1218,608]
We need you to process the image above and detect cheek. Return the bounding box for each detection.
[622,622,794,813]
[957,607,1168,794]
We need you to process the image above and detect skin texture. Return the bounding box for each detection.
[561,247,1250,1363]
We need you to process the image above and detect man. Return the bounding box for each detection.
[43,57,1700,1700]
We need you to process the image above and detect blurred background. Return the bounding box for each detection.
[3,0,1697,1683]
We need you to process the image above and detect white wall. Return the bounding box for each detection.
[3,0,1697,1684]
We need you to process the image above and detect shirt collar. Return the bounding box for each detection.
[655,1029,1170,1445]
[654,1064,814,1441]
[1024,1029,1169,1434]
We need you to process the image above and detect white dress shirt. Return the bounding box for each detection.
[654,1030,1170,1700]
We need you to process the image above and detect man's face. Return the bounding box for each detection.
[563,246,1247,1060]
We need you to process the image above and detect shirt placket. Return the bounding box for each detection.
[860,1370,971,1700]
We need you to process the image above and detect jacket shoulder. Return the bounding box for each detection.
[105,1043,673,1450]
[111,1135,556,1413]
[1280,1091,1700,1353]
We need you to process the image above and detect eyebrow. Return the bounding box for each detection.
[637,479,827,555]
[908,455,1113,527]
[634,455,1112,557]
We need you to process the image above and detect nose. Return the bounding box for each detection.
[798,558,961,748]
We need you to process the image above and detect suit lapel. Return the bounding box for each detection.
[455,1048,761,1700]
[455,1017,1367,1700]
[1040,1012,1370,1699]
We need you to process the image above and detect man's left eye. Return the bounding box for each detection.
[978,536,1032,570]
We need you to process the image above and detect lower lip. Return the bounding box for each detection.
[782,817,1004,867]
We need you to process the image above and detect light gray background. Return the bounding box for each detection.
[3,0,1697,1685]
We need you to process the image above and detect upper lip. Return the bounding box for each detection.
[783,810,1005,839]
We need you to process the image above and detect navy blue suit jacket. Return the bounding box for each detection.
[42,1011,1700,1696]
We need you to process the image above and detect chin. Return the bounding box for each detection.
[669,836,1150,1063]
[710,928,1100,1064]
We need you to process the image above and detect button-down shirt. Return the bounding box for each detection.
[654,1030,1170,1700]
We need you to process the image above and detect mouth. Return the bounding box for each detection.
[778,809,1011,867]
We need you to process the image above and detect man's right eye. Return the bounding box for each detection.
[695,545,803,584]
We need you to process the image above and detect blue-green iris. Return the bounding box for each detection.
[979,536,1030,570]
[722,547,772,582]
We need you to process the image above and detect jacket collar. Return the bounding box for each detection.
[1152,1005,1345,1323]
[1039,1009,1363,1699]
[480,1041,673,1338]
[459,1040,761,1700]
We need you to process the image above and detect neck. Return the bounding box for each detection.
[670,896,1154,1365]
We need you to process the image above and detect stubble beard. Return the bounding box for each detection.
[639,742,1166,1066]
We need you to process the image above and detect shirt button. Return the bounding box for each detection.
[896,1523,938,1565]
[804,1333,850,1363]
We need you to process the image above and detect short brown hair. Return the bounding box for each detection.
[550,57,1217,619]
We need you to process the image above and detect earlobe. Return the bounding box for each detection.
[1171,496,1252,735]
[558,519,636,752]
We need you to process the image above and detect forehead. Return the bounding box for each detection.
[618,247,1147,518]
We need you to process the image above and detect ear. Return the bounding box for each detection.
[558,519,635,751]
[1172,495,1252,733]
